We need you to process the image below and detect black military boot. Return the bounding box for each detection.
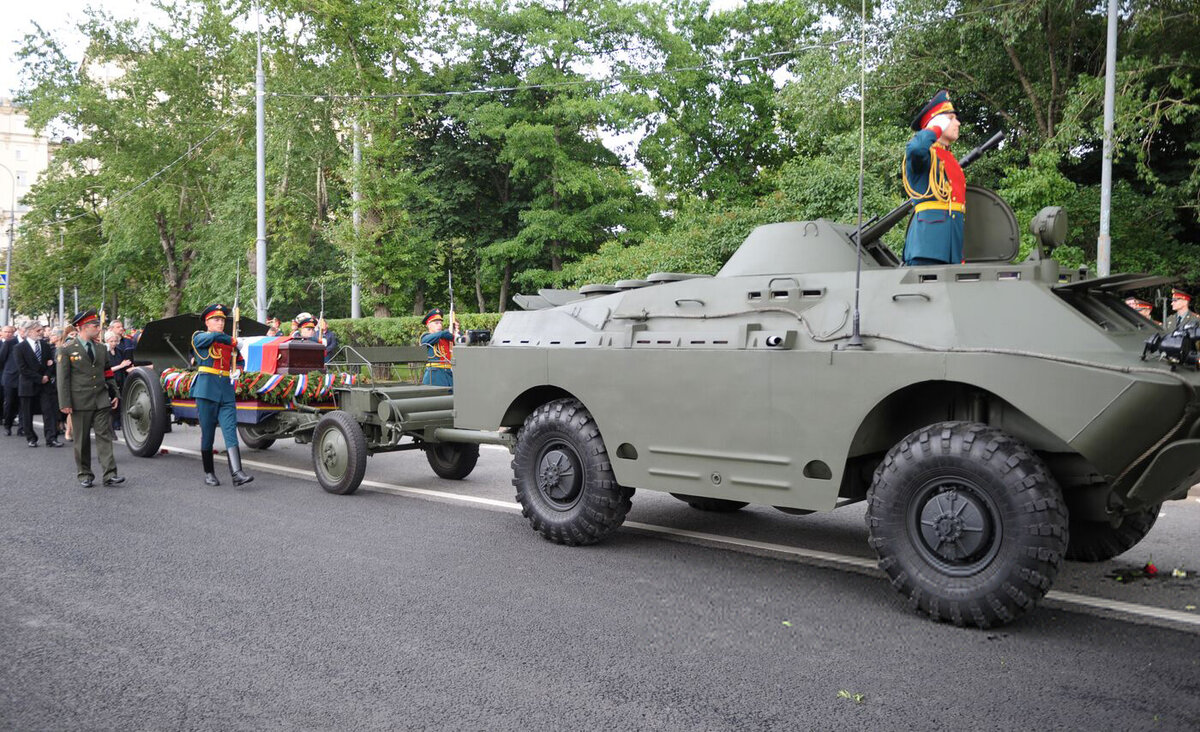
[227,446,254,486]
[202,450,221,486]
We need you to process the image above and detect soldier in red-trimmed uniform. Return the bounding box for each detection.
[191,304,254,487]
[902,89,966,266]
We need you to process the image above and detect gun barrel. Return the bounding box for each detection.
[958,131,1005,169]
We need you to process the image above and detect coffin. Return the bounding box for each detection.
[275,339,326,374]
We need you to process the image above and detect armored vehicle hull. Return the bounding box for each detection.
[454,194,1200,628]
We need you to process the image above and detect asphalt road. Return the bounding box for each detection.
[2,422,1200,730]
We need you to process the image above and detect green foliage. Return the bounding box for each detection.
[9,0,1200,323]
[325,313,504,348]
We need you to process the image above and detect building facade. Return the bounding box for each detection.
[0,98,53,323]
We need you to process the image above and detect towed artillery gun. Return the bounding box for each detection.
[119,318,502,490]
[450,137,1200,628]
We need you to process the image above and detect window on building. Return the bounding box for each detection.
[15,171,27,187]
[13,148,23,161]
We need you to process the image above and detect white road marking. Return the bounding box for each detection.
[146,441,1200,632]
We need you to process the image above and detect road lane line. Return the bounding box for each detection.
[51,424,1199,632]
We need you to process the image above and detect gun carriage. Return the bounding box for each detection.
[119,316,506,492]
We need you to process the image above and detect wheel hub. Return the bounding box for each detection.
[916,487,994,566]
[537,448,579,503]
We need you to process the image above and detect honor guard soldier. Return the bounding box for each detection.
[420,308,458,389]
[902,89,966,266]
[191,304,254,486]
[57,310,124,487]
[1165,289,1199,333]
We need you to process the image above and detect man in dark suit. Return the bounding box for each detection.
[0,324,15,434]
[0,323,21,435]
[17,320,63,448]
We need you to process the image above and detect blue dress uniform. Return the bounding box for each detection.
[902,90,966,266]
[420,308,454,390]
[190,304,253,486]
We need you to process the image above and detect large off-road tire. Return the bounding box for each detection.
[425,442,480,480]
[670,493,748,512]
[238,419,277,451]
[311,411,368,495]
[1066,505,1160,562]
[122,367,168,458]
[866,421,1068,628]
[513,398,632,546]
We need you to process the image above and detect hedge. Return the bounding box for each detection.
[322,313,504,348]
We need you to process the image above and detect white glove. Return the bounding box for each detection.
[229,368,242,381]
[926,113,953,134]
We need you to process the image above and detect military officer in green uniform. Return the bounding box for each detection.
[56,310,124,488]
[191,304,254,486]
[1165,289,1199,332]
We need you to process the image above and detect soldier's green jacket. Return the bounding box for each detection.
[56,336,118,411]
[1165,311,1200,333]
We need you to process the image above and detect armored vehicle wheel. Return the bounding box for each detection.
[238,419,277,450]
[122,367,168,458]
[670,493,748,512]
[312,411,368,495]
[1066,505,1160,562]
[513,398,633,546]
[866,422,1067,628]
[425,442,480,480]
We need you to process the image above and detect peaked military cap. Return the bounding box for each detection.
[294,311,317,329]
[1172,289,1191,303]
[423,308,444,325]
[71,309,100,327]
[911,89,957,131]
[201,303,230,321]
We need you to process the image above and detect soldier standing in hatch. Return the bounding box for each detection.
[1165,289,1199,332]
[57,310,123,488]
[902,89,966,266]
[420,308,458,390]
[191,304,254,487]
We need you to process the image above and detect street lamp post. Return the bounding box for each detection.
[0,163,15,327]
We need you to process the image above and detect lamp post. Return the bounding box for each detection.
[0,163,15,327]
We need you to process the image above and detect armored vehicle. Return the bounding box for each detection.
[451,184,1200,628]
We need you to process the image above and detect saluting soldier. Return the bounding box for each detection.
[1165,289,1199,333]
[902,89,966,266]
[191,304,254,487]
[420,308,458,389]
[56,310,124,488]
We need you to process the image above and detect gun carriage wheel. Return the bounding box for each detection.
[122,367,168,457]
[425,442,480,480]
[312,411,368,495]
[866,421,1068,629]
[238,419,278,451]
[513,398,633,546]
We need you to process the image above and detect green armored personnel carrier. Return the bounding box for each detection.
[452,178,1200,627]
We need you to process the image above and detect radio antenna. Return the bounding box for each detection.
[846,0,867,349]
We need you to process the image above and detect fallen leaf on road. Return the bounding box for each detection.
[781,621,793,627]
[837,690,865,703]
